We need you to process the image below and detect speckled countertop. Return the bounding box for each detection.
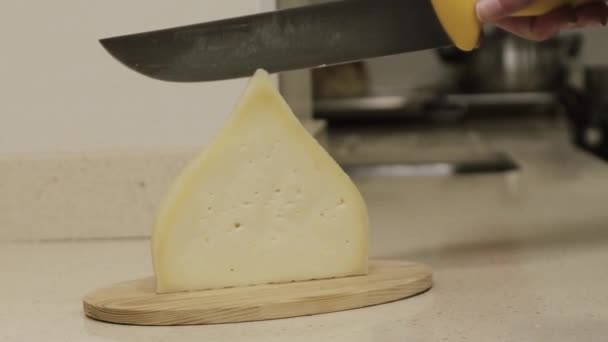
[2,120,608,341]
[2,230,607,341]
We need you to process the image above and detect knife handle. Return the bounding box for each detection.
[431,0,596,51]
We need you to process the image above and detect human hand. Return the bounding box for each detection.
[476,0,608,41]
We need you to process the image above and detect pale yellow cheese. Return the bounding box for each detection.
[152,70,369,294]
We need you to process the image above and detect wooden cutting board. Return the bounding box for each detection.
[83,260,432,326]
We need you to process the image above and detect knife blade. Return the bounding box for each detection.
[100,0,453,82]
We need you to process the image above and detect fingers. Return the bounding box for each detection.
[494,6,577,41]
[477,0,535,21]
[479,1,608,41]
[573,2,608,28]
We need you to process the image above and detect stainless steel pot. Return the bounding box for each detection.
[438,29,582,93]
[586,66,608,107]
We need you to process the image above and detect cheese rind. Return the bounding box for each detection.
[152,70,369,294]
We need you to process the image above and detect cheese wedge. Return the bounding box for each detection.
[152,70,369,293]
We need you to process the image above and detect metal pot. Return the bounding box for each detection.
[438,29,582,93]
[586,66,608,107]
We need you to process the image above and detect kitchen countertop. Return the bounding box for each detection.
[3,118,608,341]
[2,231,607,341]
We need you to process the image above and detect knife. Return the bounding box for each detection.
[99,0,591,82]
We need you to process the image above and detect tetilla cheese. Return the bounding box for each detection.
[152,70,369,293]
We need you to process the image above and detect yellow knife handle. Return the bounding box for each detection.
[430,0,595,51]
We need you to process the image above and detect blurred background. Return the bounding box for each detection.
[1,0,608,254]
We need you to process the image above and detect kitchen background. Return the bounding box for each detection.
[3,1,605,156]
[1,1,607,242]
[2,3,608,339]
[1,1,606,155]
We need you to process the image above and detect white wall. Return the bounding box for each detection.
[0,1,274,155]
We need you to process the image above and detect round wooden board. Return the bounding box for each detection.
[83,260,432,326]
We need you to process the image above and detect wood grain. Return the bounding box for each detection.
[83,260,432,326]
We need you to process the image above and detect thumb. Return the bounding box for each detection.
[477,0,536,22]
